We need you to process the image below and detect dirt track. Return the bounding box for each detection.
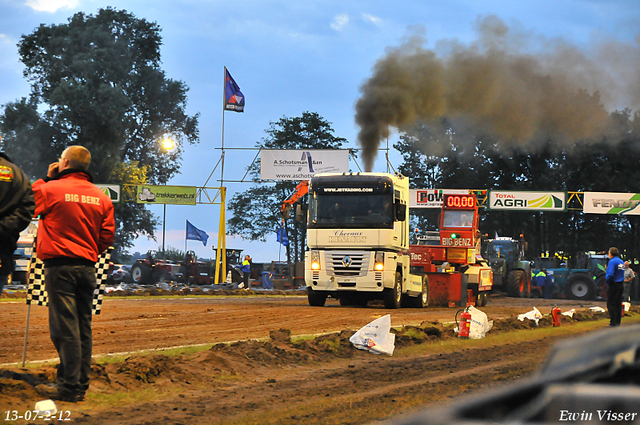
[0,292,632,424]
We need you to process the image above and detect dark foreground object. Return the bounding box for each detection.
[397,324,640,424]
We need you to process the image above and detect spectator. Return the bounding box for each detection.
[623,261,635,303]
[34,146,115,402]
[605,247,625,327]
[0,136,36,296]
[241,254,251,290]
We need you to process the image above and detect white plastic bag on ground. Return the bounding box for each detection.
[623,302,631,312]
[517,307,543,325]
[349,314,395,356]
[467,306,493,339]
[561,308,576,318]
[590,306,606,313]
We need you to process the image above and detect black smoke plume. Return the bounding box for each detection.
[355,16,640,171]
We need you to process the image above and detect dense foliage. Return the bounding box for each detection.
[396,109,640,263]
[0,8,199,259]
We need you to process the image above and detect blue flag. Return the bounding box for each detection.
[224,67,245,112]
[186,220,209,247]
[276,224,289,246]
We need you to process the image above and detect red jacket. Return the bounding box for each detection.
[33,170,115,262]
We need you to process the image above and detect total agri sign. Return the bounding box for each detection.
[487,191,567,211]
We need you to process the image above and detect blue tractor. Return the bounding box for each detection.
[532,253,608,300]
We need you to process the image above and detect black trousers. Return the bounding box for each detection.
[607,281,624,326]
[45,265,96,396]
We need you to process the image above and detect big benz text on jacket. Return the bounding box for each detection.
[32,168,115,262]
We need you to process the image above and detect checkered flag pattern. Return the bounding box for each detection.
[26,254,47,306]
[92,247,113,315]
[26,245,114,315]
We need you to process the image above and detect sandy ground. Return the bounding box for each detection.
[0,291,628,424]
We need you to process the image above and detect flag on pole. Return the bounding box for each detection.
[224,67,245,112]
[276,223,289,246]
[186,220,209,246]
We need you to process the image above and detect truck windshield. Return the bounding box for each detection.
[308,193,394,229]
[488,242,515,262]
[442,210,473,228]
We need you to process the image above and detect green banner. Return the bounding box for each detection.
[136,185,197,205]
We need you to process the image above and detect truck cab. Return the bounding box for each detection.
[305,172,424,308]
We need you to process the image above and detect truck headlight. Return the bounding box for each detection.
[311,250,321,270]
[374,252,384,271]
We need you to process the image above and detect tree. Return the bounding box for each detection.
[394,111,640,263]
[0,7,199,258]
[227,112,348,265]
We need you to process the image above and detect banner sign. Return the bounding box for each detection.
[583,192,640,215]
[260,149,349,180]
[136,185,197,205]
[95,184,121,203]
[409,189,468,208]
[487,190,566,211]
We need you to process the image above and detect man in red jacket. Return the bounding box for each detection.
[33,145,115,402]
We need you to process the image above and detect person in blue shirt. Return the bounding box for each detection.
[605,247,625,327]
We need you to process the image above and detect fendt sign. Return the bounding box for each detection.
[583,192,640,215]
[487,190,567,211]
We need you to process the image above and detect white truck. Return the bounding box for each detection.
[10,220,38,285]
[305,172,425,308]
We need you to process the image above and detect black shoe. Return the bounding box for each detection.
[56,391,80,403]
[35,383,81,403]
[35,383,58,399]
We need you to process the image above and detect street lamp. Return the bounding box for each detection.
[161,136,175,151]
[160,136,175,253]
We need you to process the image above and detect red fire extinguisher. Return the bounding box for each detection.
[552,306,561,327]
[457,308,471,338]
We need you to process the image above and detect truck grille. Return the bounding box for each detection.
[327,252,369,277]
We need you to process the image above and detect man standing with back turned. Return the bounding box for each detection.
[605,247,625,328]
[34,146,115,402]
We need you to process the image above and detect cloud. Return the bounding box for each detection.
[362,13,381,25]
[25,0,79,13]
[331,14,349,31]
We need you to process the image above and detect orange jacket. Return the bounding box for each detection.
[33,170,115,262]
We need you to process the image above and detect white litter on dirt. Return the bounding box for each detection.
[349,314,395,356]
[517,307,543,325]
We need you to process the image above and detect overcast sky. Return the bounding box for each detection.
[1,0,639,262]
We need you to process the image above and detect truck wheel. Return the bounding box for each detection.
[477,291,488,307]
[507,270,527,298]
[307,287,327,307]
[408,275,429,308]
[131,264,150,284]
[565,273,595,300]
[383,272,402,309]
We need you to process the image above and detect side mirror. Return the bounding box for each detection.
[395,203,407,221]
[294,204,306,223]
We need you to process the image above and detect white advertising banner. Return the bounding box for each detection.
[487,190,566,211]
[260,149,349,180]
[409,189,469,208]
[583,192,640,215]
